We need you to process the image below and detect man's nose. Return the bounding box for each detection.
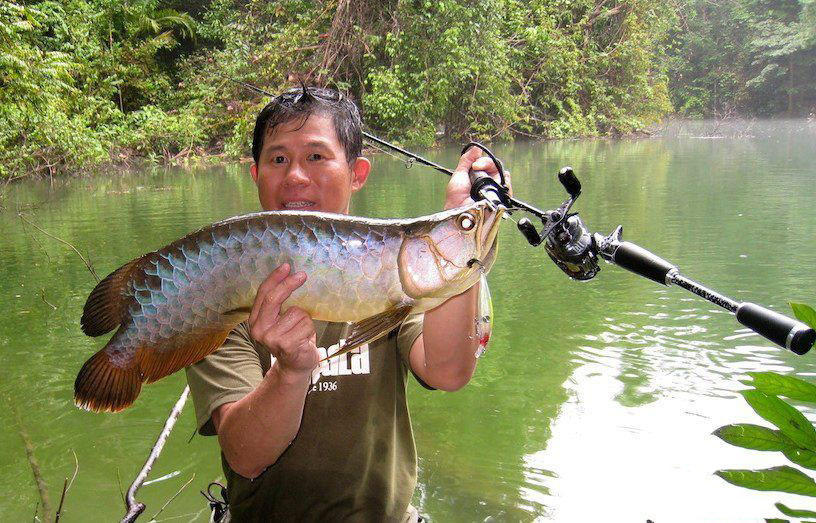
[283,162,310,187]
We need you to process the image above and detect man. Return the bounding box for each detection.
[186,87,504,522]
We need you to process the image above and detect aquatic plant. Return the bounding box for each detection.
[714,303,816,521]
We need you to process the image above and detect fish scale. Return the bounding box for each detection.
[74,202,503,412]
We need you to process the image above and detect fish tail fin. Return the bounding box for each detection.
[81,257,142,337]
[74,348,142,412]
[75,326,236,413]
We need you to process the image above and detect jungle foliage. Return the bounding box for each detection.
[667,0,816,117]
[0,0,813,178]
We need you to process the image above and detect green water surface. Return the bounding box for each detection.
[1,120,815,522]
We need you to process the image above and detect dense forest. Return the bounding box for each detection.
[1,0,814,178]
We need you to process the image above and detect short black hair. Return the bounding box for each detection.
[251,85,363,164]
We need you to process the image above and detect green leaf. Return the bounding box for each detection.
[746,372,816,404]
[742,390,816,451]
[714,423,797,451]
[785,448,816,471]
[715,466,816,496]
[775,502,816,518]
[765,519,790,523]
[791,303,816,330]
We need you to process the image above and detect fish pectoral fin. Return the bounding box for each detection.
[223,306,252,320]
[320,305,413,362]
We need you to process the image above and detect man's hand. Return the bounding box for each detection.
[444,146,512,210]
[249,263,319,376]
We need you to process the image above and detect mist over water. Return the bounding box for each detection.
[1,120,815,521]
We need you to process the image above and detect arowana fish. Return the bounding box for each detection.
[75,201,503,412]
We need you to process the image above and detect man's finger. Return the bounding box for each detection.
[249,264,291,325]
[471,156,499,175]
[285,317,317,350]
[269,306,310,338]
[251,271,307,333]
[269,317,316,360]
[453,145,483,174]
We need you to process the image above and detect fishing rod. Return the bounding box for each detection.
[227,78,816,356]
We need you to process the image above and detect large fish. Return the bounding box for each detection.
[75,201,503,412]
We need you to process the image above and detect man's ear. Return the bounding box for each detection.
[350,157,371,193]
[250,163,259,185]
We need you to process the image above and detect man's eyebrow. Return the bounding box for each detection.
[303,140,332,149]
[263,140,332,154]
[263,144,287,154]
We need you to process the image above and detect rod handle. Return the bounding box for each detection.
[611,241,677,285]
[736,302,815,355]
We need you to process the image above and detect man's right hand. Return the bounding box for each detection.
[248,263,319,376]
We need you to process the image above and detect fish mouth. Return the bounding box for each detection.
[476,203,503,260]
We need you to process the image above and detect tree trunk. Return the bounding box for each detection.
[788,55,794,116]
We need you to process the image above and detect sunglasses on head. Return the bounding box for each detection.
[275,85,344,106]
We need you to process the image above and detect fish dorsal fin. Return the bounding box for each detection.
[321,304,413,362]
[80,257,143,337]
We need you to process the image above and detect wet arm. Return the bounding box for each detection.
[408,146,507,391]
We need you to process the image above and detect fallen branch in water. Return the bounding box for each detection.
[117,469,126,506]
[147,473,196,522]
[40,288,57,310]
[17,213,100,282]
[121,386,191,523]
[13,405,51,522]
[55,450,80,522]
[55,479,68,523]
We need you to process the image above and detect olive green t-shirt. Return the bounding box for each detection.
[185,314,425,522]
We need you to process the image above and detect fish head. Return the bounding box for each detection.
[398,201,503,301]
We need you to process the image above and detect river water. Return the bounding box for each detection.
[1,120,815,522]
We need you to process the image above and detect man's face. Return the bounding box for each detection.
[250,113,370,214]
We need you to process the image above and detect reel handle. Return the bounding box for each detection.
[736,303,816,355]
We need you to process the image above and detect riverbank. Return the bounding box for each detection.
[5,0,813,181]
[0,122,654,183]
[10,115,814,186]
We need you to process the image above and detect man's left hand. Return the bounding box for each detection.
[444,146,512,210]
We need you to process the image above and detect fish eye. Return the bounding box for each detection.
[457,212,476,231]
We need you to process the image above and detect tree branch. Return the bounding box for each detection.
[121,386,190,523]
